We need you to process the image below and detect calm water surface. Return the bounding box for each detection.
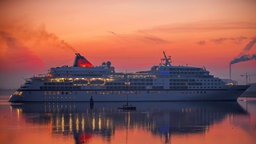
[0,90,255,144]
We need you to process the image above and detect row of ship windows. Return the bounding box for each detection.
[170,83,221,86]
[85,90,191,94]
[170,83,201,86]
[106,83,153,85]
[54,70,107,73]
[44,82,220,85]
[42,84,151,89]
[42,85,150,89]
[41,86,81,90]
[181,91,207,94]
[44,83,72,85]
[44,82,154,86]
[171,68,201,71]
[44,91,143,95]
[43,90,212,96]
[40,83,221,90]
[73,84,102,86]
[132,82,153,85]
[170,86,222,89]
[159,68,202,71]
[169,72,207,74]
[56,70,107,73]
[170,79,195,82]
[44,91,72,95]
[129,79,153,81]
[53,74,102,76]
[46,96,72,99]
[85,91,141,95]
[44,80,221,86]
[193,86,222,89]
[106,86,164,89]
[198,79,221,82]
[106,86,145,89]
[99,90,204,95]
[170,79,220,82]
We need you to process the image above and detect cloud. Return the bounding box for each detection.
[230,36,248,43]
[197,40,206,45]
[211,38,229,44]
[211,36,249,44]
[0,31,44,72]
[143,36,170,44]
[107,31,118,36]
[196,36,250,45]
[139,21,256,33]
[0,17,77,53]
[107,31,128,42]
[107,30,170,45]
[0,18,78,73]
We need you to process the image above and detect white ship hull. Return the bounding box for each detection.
[9,86,248,102]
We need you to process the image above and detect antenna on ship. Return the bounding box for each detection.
[162,51,171,66]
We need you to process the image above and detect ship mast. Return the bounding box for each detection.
[162,51,171,66]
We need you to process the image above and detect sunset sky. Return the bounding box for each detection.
[0,0,256,88]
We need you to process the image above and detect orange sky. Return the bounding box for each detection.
[0,0,256,88]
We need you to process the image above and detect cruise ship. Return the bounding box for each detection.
[9,52,249,102]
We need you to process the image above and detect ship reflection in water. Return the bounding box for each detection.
[6,100,255,144]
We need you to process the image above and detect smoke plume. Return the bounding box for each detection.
[0,20,78,72]
[230,38,256,64]
[240,38,256,55]
[34,25,78,53]
[230,54,256,64]
[0,31,45,71]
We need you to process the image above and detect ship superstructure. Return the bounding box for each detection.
[9,52,249,102]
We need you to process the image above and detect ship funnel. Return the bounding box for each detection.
[73,53,93,68]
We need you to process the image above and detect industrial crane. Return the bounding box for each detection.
[240,73,256,85]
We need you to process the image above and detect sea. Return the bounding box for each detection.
[0,90,255,144]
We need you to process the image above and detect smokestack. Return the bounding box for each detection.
[229,54,256,81]
[229,63,231,80]
[229,38,256,82]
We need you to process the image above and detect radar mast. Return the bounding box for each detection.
[161,51,172,66]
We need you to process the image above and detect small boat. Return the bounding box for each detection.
[118,84,136,111]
